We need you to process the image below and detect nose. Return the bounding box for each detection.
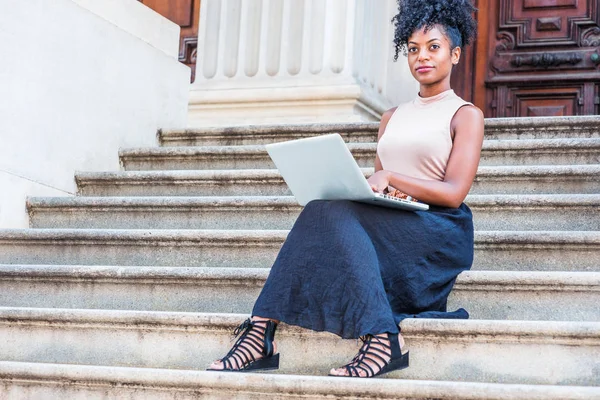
[417,48,430,61]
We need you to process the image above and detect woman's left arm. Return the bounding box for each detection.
[368,105,484,208]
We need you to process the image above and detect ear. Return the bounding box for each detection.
[451,46,461,65]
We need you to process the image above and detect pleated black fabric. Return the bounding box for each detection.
[252,199,474,339]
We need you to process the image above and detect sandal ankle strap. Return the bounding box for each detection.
[258,319,277,357]
[386,332,402,359]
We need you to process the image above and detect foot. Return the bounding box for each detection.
[208,317,278,371]
[328,333,407,377]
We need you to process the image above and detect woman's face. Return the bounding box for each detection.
[407,25,461,88]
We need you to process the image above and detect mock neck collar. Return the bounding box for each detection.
[415,89,455,106]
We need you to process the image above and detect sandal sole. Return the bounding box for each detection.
[207,353,280,373]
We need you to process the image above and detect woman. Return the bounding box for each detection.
[208,0,484,378]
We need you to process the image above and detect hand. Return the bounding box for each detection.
[367,170,391,193]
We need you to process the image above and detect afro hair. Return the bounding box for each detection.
[392,0,477,61]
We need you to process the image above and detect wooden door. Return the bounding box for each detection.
[139,0,201,82]
[454,0,600,117]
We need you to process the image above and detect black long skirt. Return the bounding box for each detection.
[252,199,474,339]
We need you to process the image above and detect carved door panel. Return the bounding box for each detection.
[139,0,201,82]
[484,0,600,117]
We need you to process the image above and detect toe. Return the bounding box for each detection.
[208,360,224,370]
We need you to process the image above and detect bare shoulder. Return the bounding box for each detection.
[382,107,398,121]
[453,104,484,127]
[452,105,484,138]
[378,107,398,141]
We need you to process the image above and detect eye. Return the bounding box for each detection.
[408,47,417,53]
[430,44,440,50]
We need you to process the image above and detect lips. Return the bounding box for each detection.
[416,66,434,72]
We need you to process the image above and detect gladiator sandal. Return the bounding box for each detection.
[329,332,409,378]
[207,318,279,372]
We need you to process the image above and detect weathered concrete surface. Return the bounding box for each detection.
[0,308,598,386]
[120,138,600,171]
[450,271,600,321]
[158,116,600,146]
[1,361,599,400]
[27,194,600,231]
[0,229,597,271]
[0,0,189,229]
[479,138,600,166]
[1,116,599,396]
[0,266,597,321]
[160,123,380,146]
[483,116,600,140]
[75,165,600,197]
[470,165,600,195]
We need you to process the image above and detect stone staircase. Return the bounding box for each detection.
[1,116,599,399]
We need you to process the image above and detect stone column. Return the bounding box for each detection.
[188,0,417,127]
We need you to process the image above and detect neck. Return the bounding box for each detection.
[419,79,452,98]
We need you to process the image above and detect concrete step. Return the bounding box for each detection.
[0,229,597,271]
[2,362,599,400]
[120,138,600,171]
[75,165,600,197]
[27,194,600,231]
[158,116,600,146]
[0,265,597,321]
[480,138,600,166]
[0,308,598,386]
[160,122,379,146]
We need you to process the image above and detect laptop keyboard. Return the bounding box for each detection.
[381,193,413,203]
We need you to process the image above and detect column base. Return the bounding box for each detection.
[187,84,391,127]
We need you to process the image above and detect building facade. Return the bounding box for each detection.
[144,0,600,123]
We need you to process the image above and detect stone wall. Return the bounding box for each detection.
[0,0,190,228]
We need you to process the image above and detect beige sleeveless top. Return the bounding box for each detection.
[377,89,472,182]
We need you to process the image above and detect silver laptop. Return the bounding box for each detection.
[265,134,429,211]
